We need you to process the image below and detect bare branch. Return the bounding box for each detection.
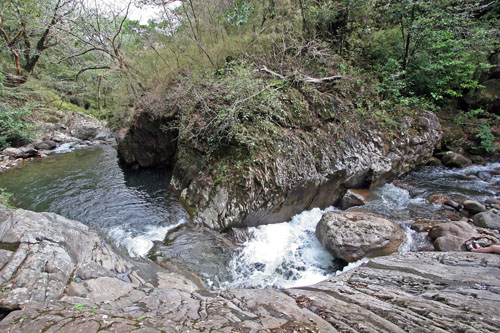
[260,66,285,80]
[260,66,343,84]
[76,65,111,79]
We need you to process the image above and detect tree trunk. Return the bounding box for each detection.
[402,1,416,72]
[97,76,102,112]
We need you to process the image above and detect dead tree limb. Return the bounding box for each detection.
[260,65,343,84]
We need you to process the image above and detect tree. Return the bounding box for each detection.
[367,0,497,101]
[0,0,78,81]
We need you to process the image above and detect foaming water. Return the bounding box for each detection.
[0,146,187,258]
[218,207,342,289]
[109,219,185,257]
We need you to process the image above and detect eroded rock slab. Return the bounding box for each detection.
[1,206,500,332]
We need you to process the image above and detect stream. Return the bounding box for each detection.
[1,145,499,289]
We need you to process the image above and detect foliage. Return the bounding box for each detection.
[0,72,5,94]
[475,124,496,153]
[353,0,497,104]
[166,61,290,158]
[0,188,13,208]
[0,103,34,149]
[223,0,254,26]
[0,0,498,154]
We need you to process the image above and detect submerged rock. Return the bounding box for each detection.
[1,205,500,332]
[315,211,404,262]
[427,193,451,205]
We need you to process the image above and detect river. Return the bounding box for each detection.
[1,145,498,289]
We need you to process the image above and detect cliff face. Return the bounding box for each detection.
[118,99,441,230]
[1,206,499,332]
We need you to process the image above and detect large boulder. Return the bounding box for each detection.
[181,110,441,230]
[473,209,500,230]
[66,112,106,141]
[315,211,405,262]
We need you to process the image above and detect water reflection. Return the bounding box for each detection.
[0,145,188,257]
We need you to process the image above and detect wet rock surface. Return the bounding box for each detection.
[316,211,405,262]
[1,206,500,332]
[437,151,473,168]
[339,189,371,210]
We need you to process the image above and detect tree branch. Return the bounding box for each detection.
[76,66,111,79]
[260,66,343,84]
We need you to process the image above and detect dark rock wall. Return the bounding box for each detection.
[117,111,178,168]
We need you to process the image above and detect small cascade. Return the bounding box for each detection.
[217,207,342,289]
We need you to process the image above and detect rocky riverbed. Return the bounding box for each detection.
[0,112,113,173]
[1,205,500,332]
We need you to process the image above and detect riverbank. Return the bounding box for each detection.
[0,111,114,173]
[1,205,499,332]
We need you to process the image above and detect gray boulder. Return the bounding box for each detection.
[463,199,487,213]
[3,146,38,159]
[315,211,404,262]
[34,140,57,150]
[428,220,478,251]
[67,113,105,140]
[2,147,22,158]
[438,151,472,168]
[473,209,500,230]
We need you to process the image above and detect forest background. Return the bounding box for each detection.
[0,0,498,152]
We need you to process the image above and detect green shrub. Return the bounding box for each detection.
[0,72,5,95]
[476,124,495,153]
[0,103,35,149]
[0,188,13,208]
